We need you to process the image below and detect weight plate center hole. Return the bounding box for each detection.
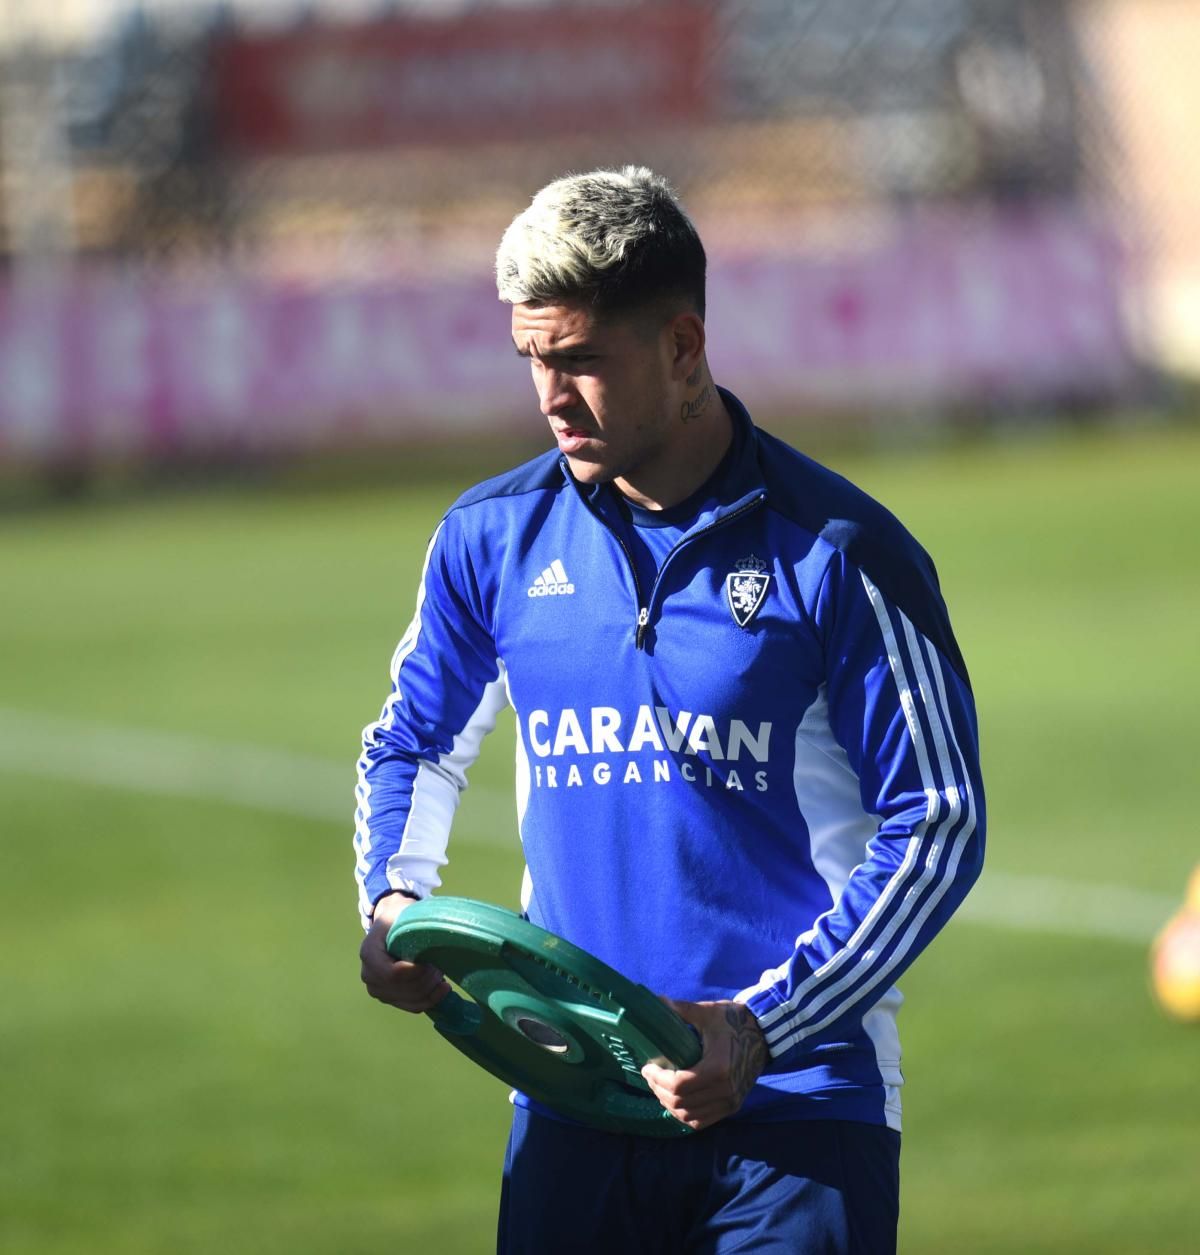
[514,1015,571,1053]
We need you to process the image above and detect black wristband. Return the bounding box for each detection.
[373,888,420,912]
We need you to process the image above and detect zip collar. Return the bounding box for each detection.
[559,388,769,650]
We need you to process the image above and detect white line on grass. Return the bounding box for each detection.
[0,708,1179,944]
[958,872,1176,944]
[0,706,511,828]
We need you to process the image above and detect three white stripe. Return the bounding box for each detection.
[353,523,444,921]
[758,571,978,1053]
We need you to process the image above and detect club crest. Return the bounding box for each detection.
[726,555,771,628]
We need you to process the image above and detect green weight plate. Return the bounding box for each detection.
[386,897,701,1137]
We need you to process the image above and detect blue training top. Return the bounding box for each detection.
[354,389,985,1132]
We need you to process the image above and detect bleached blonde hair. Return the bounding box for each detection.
[495,166,706,319]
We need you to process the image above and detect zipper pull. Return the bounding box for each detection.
[635,606,650,650]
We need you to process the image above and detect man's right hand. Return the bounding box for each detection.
[359,891,452,1012]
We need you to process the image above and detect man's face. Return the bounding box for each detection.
[511,301,679,491]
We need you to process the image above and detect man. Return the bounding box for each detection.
[356,167,985,1252]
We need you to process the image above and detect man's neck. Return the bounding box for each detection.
[614,379,734,512]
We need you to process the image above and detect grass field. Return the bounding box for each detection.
[2,419,1198,1253]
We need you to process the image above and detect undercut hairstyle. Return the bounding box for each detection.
[495,166,707,321]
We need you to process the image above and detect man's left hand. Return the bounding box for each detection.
[640,999,768,1132]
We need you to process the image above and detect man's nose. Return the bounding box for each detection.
[536,367,577,417]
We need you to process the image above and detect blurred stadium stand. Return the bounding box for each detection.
[0,0,1194,476]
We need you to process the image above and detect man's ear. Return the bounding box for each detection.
[667,312,707,382]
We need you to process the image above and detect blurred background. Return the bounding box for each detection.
[2,0,1199,480]
[1,2,1197,1252]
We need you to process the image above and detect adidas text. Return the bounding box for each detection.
[528,560,575,598]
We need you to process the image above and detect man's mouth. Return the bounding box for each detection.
[554,426,597,454]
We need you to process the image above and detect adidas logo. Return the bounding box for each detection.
[528,559,575,598]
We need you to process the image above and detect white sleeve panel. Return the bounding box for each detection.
[383,666,509,899]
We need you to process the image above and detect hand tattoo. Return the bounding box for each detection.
[725,1005,768,1105]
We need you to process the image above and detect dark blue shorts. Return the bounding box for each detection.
[497,1107,900,1254]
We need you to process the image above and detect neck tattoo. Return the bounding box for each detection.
[680,383,711,423]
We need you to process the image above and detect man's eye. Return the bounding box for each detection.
[536,353,597,371]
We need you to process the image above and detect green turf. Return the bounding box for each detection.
[2,418,1198,1252]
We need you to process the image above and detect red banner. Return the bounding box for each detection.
[211,6,713,153]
